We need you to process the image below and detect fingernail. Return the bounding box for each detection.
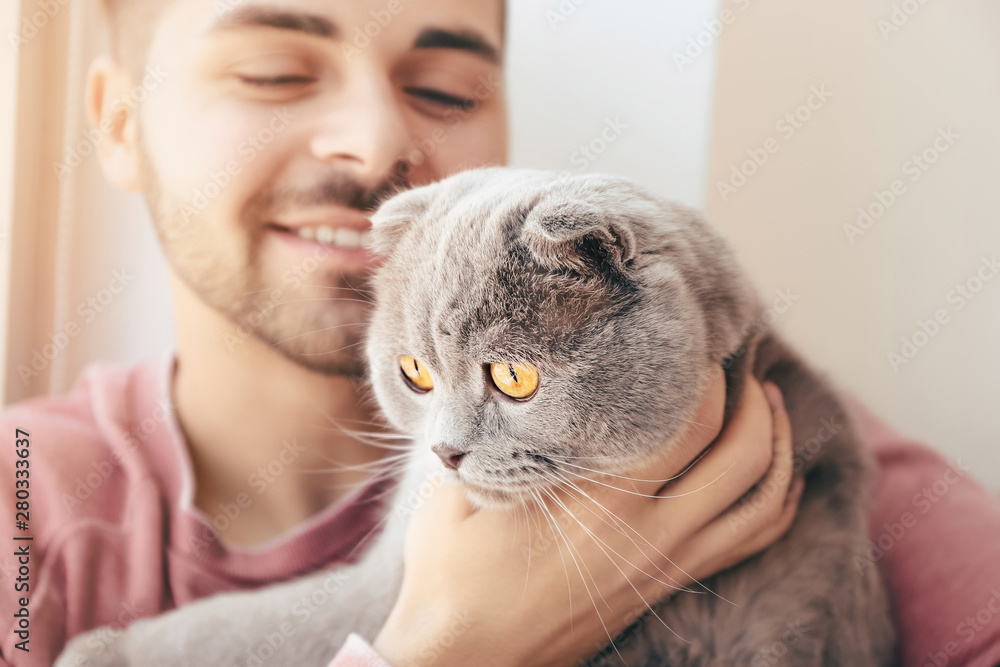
[792,476,805,496]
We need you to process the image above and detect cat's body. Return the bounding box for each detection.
[57,168,895,667]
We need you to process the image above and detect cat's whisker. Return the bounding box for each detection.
[541,485,692,648]
[300,398,413,453]
[302,453,411,475]
[529,488,577,631]
[270,322,370,347]
[537,488,631,665]
[524,490,571,610]
[298,284,376,295]
[542,472,701,604]
[298,340,369,356]
[267,296,374,307]
[334,432,411,441]
[541,470,698,596]
[306,426,413,451]
[519,497,532,602]
[544,469,733,606]
[545,468,677,499]
[671,415,719,431]
[549,460,737,500]
[545,453,625,460]
[544,459,697,485]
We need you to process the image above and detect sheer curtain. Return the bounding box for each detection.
[0,0,173,405]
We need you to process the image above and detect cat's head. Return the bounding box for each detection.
[365,168,759,507]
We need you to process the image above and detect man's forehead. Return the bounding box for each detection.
[190,0,503,62]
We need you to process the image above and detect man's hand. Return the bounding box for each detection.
[373,366,801,667]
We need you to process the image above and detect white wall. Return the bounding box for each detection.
[507,0,721,206]
[706,0,1000,489]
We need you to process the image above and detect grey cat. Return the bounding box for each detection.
[57,168,895,666]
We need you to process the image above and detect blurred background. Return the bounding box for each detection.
[1,0,997,487]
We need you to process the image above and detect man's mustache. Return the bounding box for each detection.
[258,168,408,217]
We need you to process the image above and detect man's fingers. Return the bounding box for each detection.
[618,364,727,498]
[670,474,804,587]
[666,382,801,584]
[644,376,775,543]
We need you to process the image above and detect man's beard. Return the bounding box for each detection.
[140,152,404,378]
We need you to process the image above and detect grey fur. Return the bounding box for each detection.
[57,168,895,666]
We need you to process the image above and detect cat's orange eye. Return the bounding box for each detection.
[490,362,539,400]
[399,356,434,393]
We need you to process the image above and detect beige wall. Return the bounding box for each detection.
[707,0,1000,488]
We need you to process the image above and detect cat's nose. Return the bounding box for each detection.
[432,444,467,470]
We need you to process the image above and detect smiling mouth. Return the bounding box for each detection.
[269,223,372,249]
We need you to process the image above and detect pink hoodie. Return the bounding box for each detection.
[1,357,998,667]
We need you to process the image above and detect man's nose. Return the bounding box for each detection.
[310,70,413,183]
[432,444,467,471]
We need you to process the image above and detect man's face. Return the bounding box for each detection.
[133,0,507,376]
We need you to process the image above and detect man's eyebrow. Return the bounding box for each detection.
[209,6,339,39]
[412,28,500,63]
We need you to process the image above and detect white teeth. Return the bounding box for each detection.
[335,228,361,248]
[315,225,335,244]
[292,225,370,249]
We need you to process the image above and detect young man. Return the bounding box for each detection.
[3,1,999,666]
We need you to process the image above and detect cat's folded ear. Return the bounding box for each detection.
[521,182,656,276]
[369,186,435,255]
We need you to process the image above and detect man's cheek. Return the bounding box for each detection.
[144,101,267,202]
[432,123,507,175]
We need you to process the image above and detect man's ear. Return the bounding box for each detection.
[85,55,142,191]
